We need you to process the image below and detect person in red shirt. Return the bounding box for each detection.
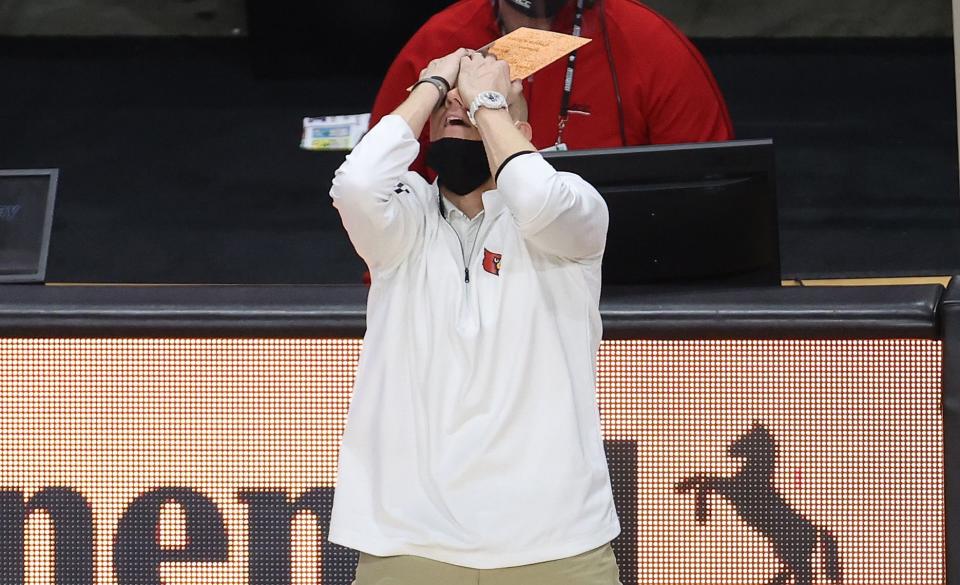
[371,0,734,177]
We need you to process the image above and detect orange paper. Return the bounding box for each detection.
[484,27,591,80]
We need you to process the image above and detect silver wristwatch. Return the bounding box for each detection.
[468,91,508,126]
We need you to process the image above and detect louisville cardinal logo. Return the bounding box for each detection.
[482,249,502,276]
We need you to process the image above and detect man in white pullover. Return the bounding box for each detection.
[329,48,621,584]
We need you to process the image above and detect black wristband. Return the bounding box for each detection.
[428,75,451,94]
[412,76,450,108]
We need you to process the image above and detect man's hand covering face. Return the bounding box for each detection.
[456,53,522,108]
[419,48,471,90]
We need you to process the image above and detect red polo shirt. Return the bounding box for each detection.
[370,0,734,176]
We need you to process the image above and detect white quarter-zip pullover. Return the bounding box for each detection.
[328,114,619,569]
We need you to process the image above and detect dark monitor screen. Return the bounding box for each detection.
[0,169,58,283]
[542,140,779,286]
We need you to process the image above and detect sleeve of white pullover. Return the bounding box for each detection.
[495,152,609,261]
[329,114,424,274]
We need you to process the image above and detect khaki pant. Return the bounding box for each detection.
[352,543,622,585]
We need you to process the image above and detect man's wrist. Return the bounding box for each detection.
[473,106,512,128]
[411,76,449,108]
[410,80,445,109]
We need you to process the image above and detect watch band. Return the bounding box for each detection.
[468,91,508,126]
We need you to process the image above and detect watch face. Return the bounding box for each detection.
[480,91,507,108]
[469,91,508,124]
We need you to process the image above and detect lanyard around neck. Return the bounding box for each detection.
[491,0,587,147]
[556,0,586,147]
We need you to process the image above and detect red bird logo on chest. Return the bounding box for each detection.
[482,249,502,276]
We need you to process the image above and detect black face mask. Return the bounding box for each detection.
[426,138,491,196]
[503,0,569,18]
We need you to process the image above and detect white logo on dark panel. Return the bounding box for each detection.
[0,205,22,221]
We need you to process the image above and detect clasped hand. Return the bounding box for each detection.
[419,48,523,110]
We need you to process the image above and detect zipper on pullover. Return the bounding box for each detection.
[463,215,484,283]
[441,209,484,284]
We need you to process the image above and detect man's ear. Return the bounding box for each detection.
[515,120,533,141]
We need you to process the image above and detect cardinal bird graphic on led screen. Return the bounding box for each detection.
[675,422,843,585]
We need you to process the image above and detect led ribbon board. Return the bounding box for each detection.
[0,338,943,584]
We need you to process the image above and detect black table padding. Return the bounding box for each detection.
[0,283,942,339]
[601,284,942,339]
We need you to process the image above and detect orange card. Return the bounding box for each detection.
[483,27,591,80]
